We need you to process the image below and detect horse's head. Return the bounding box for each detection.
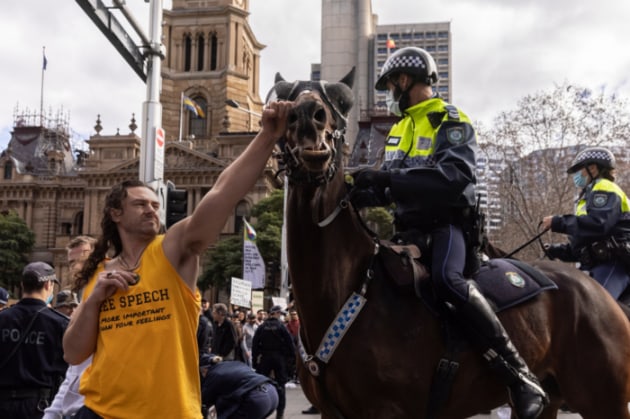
[267,68,355,185]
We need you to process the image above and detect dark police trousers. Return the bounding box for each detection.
[0,387,53,419]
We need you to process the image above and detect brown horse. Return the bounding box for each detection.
[273,70,630,419]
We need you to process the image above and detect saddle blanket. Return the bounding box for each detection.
[474,258,557,312]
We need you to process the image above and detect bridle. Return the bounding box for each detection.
[272,80,348,186]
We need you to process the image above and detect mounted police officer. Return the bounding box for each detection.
[0,262,69,419]
[252,305,295,419]
[351,46,547,419]
[543,147,630,299]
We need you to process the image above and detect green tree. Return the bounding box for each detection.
[0,211,36,293]
[198,189,284,291]
[365,207,394,239]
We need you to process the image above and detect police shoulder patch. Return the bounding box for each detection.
[446,127,465,145]
[416,136,432,151]
[386,136,401,146]
[592,192,609,208]
[505,271,526,288]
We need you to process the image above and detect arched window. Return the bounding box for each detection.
[3,162,12,180]
[197,34,205,71]
[189,96,207,138]
[184,34,192,71]
[210,33,218,71]
[73,211,84,235]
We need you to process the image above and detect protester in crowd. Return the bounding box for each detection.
[198,309,213,356]
[43,235,96,419]
[62,100,292,419]
[253,305,295,419]
[201,298,212,322]
[200,354,278,419]
[0,262,67,419]
[256,309,267,325]
[211,303,238,360]
[241,312,258,367]
[53,290,79,317]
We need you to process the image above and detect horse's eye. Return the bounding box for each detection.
[314,108,326,124]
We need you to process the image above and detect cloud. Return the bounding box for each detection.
[1,0,629,150]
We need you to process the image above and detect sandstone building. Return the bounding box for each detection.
[0,0,277,291]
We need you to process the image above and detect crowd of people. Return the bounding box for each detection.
[1,45,630,419]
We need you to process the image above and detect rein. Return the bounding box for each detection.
[503,224,550,259]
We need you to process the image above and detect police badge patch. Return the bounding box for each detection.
[386,136,401,146]
[505,271,525,288]
[446,127,464,145]
[592,193,609,208]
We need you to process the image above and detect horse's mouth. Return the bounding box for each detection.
[300,147,331,165]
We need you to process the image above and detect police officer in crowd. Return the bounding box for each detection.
[252,305,295,419]
[53,290,79,317]
[0,262,69,419]
[351,46,547,419]
[200,353,279,419]
[0,287,9,311]
[543,147,630,299]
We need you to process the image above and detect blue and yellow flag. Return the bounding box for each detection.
[183,96,206,118]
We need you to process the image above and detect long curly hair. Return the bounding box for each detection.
[73,180,152,292]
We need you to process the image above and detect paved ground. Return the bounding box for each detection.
[276,382,583,418]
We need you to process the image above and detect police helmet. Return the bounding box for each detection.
[566,147,616,174]
[375,47,438,91]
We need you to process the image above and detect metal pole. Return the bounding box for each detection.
[139,0,164,183]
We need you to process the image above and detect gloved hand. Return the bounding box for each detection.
[543,243,567,261]
[352,169,391,190]
[350,169,392,209]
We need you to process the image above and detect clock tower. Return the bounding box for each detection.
[162,0,264,151]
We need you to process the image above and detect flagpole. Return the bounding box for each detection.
[40,46,46,127]
[178,91,183,141]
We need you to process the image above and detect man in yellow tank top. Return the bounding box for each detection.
[62,101,293,419]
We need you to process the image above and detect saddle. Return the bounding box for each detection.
[378,241,557,312]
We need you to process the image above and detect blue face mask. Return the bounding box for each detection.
[573,171,589,188]
[385,89,402,117]
[46,293,54,305]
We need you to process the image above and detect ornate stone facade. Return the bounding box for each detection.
[0,0,275,290]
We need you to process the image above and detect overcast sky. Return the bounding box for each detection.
[1,0,629,150]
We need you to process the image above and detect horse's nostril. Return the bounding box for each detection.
[314,108,327,124]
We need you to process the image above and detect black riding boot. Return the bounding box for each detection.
[457,282,548,419]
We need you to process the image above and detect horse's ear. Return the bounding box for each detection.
[274,72,286,83]
[323,72,355,118]
[339,67,355,89]
[266,80,294,102]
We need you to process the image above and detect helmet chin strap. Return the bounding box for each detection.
[392,79,414,112]
[585,165,597,183]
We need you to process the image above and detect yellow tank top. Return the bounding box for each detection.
[80,235,202,419]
